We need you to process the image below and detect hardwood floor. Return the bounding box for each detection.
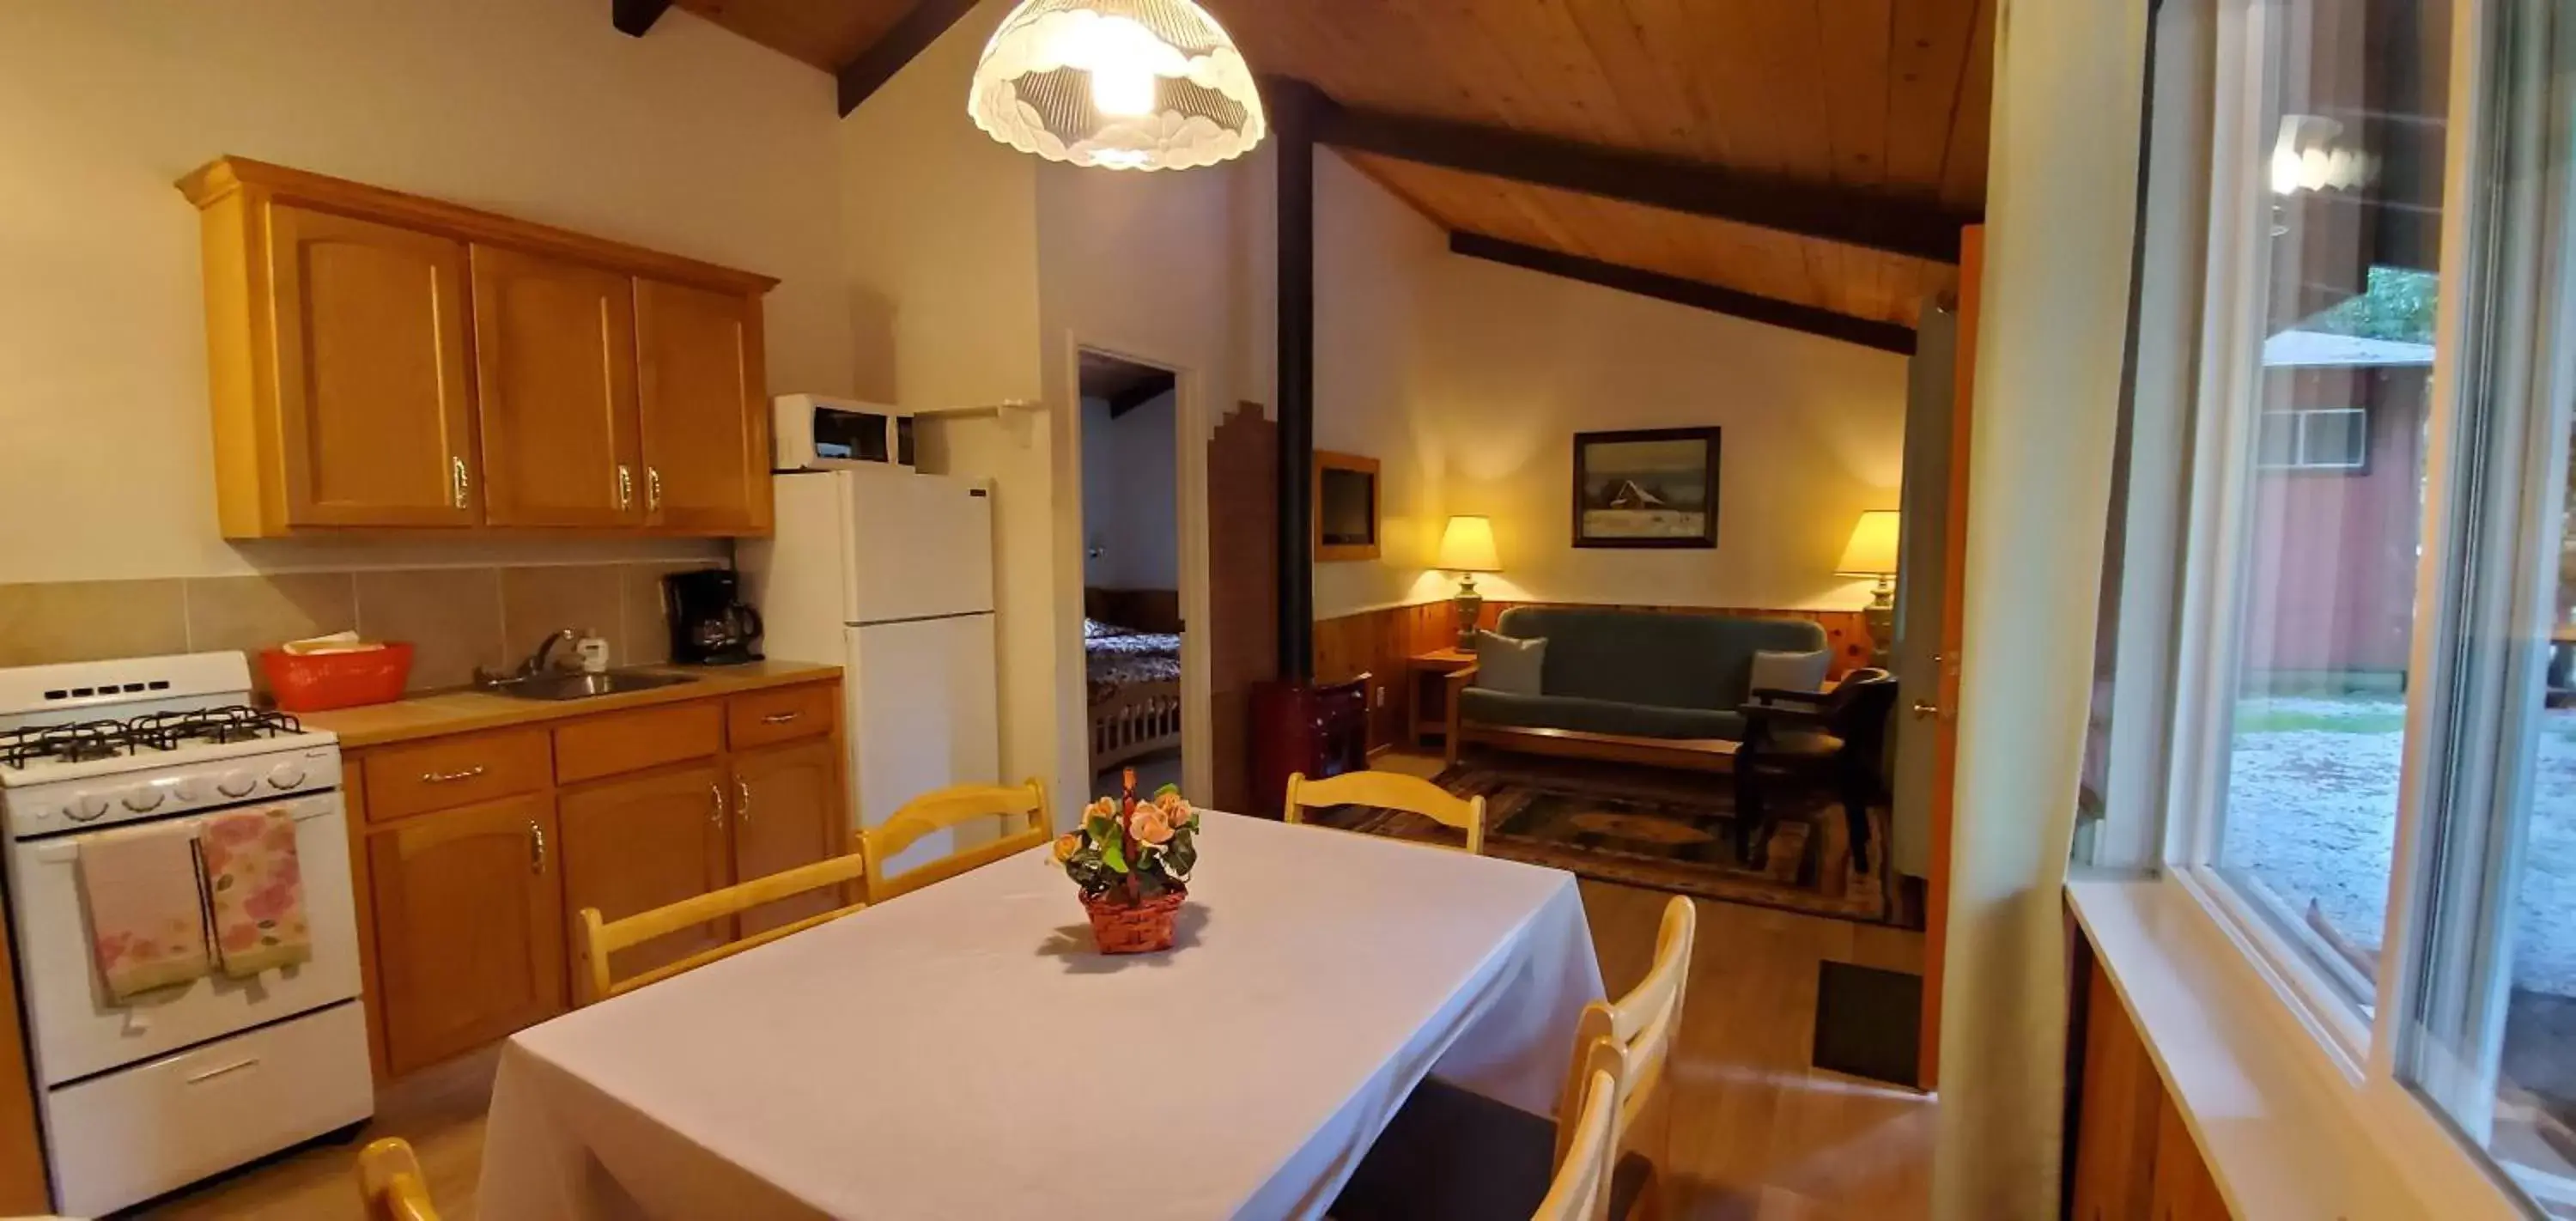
[137,823,1932,1219]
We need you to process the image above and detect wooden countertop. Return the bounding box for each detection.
[300,660,841,749]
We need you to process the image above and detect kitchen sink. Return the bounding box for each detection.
[489,671,700,702]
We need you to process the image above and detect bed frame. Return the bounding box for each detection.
[1091,679,1183,773]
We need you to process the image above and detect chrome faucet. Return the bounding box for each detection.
[477,629,585,688]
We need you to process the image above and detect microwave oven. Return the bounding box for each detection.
[773,394,915,471]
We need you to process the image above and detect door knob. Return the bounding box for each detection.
[1911,701,1942,720]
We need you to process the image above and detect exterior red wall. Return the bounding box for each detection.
[2240,365,2427,679]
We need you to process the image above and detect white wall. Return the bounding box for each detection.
[0,0,847,583]
[1078,393,1181,592]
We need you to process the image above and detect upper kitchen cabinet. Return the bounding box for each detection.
[178,156,778,539]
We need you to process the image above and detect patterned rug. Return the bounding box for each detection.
[1307,756,1907,926]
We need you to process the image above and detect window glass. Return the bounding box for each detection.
[2207,0,2448,1005]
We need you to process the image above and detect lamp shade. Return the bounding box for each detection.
[1436,516,1503,573]
[1835,510,1901,577]
[967,0,1267,173]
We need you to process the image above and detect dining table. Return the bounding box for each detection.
[474,810,1607,1220]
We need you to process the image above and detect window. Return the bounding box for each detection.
[2104,0,2576,1210]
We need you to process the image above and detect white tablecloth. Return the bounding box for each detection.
[476,811,1605,1221]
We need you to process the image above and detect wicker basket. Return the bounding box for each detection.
[1081,888,1188,955]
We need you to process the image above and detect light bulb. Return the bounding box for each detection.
[1091,60,1155,117]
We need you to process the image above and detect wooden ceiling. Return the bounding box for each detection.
[655,0,1994,343]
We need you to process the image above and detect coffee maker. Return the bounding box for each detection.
[665,569,764,665]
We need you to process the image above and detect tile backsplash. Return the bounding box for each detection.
[0,561,720,693]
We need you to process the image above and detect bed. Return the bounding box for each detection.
[1084,588,1184,774]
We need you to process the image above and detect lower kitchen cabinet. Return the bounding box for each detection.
[730,738,846,936]
[366,793,566,1077]
[561,762,733,993]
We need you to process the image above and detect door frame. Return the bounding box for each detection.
[1059,336,1214,808]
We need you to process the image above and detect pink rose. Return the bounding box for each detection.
[1128,806,1174,846]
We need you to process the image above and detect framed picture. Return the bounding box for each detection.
[1571,427,1722,548]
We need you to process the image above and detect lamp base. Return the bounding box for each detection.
[1862,575,1895,668]
[1452,574,1484,651]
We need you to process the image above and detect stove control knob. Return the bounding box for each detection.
[265,762,308,790]
[120,786,165,813]
[172,776,202,802]
[216,770,258,799]
[65,792,109,823]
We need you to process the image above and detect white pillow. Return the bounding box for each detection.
[1472,630,1547,696]
[1747,648,1830,696]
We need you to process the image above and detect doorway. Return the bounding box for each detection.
[1075,349,1189,800]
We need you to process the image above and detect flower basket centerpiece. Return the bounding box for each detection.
[1053,768,1199,954]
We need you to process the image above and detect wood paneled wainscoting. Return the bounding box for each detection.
[1311,601,1879,756]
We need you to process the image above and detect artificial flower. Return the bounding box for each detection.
[1052,832,1081,862]
[1129,805,1175,846]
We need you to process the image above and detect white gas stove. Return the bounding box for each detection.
[0,653,370,1216]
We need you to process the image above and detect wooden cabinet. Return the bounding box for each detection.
[471,245,641,529]
[367,793,565,1076]
[179,156,775,539]
[561,763,732,989]
[2067,935,2234,1219]
[730,739,844,937]
[258,205,477,531]
[637,278,770,535]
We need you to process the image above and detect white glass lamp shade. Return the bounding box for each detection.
[1835,509,1902,577]
[1436,516,1503,574]
[968,0,1267,172]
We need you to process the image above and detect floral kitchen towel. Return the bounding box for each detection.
[76,821,212,1001]
[198,808,312,977]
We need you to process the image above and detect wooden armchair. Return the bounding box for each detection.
[1733,668,1899,870]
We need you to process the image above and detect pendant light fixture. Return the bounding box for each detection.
[967,0,1267,172]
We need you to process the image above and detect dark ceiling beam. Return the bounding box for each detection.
[838,0,981,117]
[1315,100,1974,264]
[1107,373,1178,418]
[611,0,671,38]
[1450,233,1916,355]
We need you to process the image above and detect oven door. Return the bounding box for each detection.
[9,792,362,1084]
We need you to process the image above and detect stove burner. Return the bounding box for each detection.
[0,707,307,769]
[0,720,129,769]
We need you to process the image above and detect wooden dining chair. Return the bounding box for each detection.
[356,1137,438,1221]
[1556,895,1696,1156]
[1534,1042,1628,1221]
[860,778,1052,902]
[578,851,871,1005]
[1284,770,1486,854]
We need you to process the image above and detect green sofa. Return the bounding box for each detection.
[1456,606,1829,748]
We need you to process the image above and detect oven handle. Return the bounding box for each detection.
[184,1056,260,1085]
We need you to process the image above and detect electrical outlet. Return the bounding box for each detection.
[1373,684,1387,709]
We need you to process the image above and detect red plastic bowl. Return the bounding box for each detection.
[260,643,415,713]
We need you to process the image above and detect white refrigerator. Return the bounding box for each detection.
[740,469,999,867]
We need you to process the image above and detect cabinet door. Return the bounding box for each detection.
[730,738,847,937]
[266,204,477,527]
[471,245,642,528]
[367,794,562,1075]
[636,278,769,535]
[559,762,733,995]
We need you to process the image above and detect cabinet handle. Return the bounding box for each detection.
[421,764,485,785]
[617,465,635,510]
[527,821,547,873]
[736,778,752,824]
[760,711,799,725]
[648,467,664,513]
[709,781,726,827]
[451,456,471,509]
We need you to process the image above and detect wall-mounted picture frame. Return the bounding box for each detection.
[1571,427,1721,549]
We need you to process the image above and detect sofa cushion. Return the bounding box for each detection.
[1494,606,1829,710]
[1460,688,1747,741]
[1748,648,1831,694]
[1470,630,1546,696]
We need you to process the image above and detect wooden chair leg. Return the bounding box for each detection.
[1732,760,1764,865]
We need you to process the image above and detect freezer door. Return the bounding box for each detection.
[844,469,994,623]
[847,617,1000,876]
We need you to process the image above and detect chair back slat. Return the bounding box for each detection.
[862,779,1053,902]
[1554,895,1695,1161]
[1284,770,1486,854]
[1533,1039,1625,1221]
[579,851,871,1005]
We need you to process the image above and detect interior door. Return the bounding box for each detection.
[1917,224,1984,1090]
[729,739,847,937]
[636,277,769,535]
[558,762,732,996]
[265,204,477,527]
[366,793,563,1075]
[471,245,642,528]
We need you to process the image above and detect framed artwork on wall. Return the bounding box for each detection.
[1571,427,1722,549]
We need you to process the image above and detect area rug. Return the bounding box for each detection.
[1305,756,1908,926]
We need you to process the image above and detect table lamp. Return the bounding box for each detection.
[1837,509,1901,665]
[1436,515,1502,649]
